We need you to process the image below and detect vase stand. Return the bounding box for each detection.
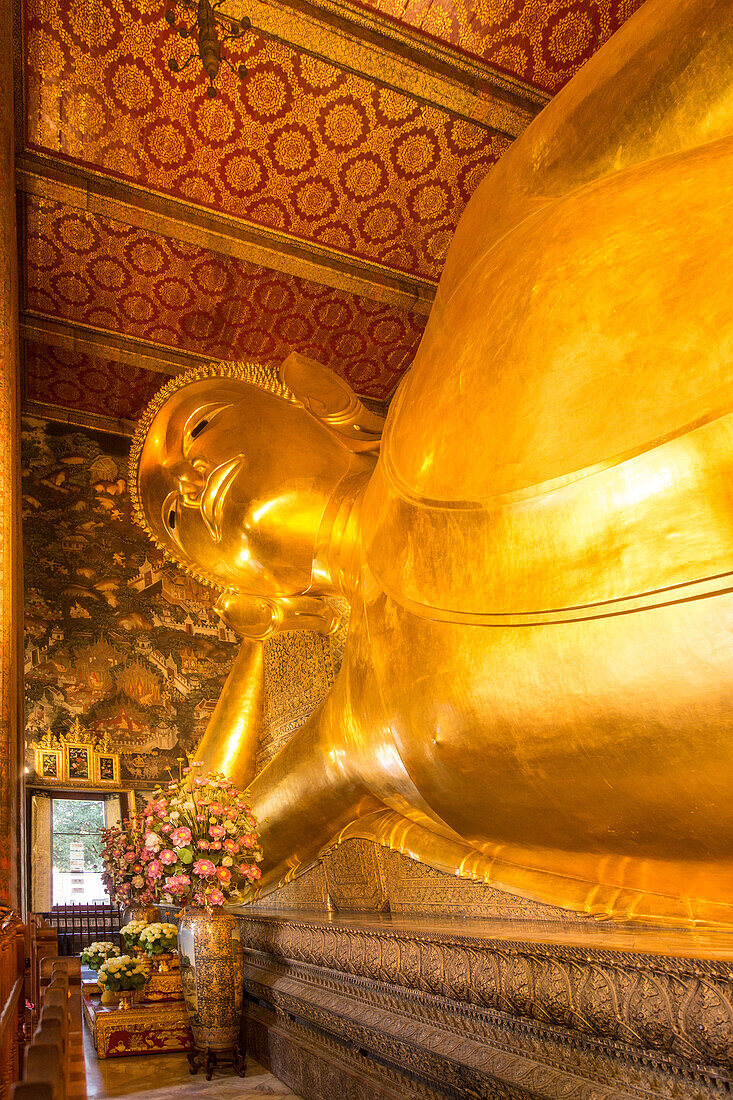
[187,1040,246,1080]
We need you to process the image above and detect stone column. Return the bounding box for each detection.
[0,0,22,910]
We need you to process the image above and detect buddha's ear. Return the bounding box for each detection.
[215,592,341,639]
[280,352,385,453]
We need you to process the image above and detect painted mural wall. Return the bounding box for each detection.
[21,416,238,787]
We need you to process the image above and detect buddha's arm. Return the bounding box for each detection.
[245,678,384,892]
[195,640,264,792]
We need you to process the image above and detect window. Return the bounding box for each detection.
[51,797,106,905]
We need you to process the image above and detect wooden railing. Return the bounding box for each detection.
[0,909,25,1100]
[12,956,86,1100]
[25,917,57,1029]
[39,904,120,957]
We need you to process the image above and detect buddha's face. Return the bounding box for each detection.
[136,377,352,595]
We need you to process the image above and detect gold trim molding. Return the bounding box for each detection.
[22,400,136,438]
[20,311,211,377]
[17,152,436,315]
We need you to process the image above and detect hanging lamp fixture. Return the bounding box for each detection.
[165,0,251,98]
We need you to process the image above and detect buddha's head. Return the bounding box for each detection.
[129,359,381,598]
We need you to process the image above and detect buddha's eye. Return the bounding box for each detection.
[162,491,181,545]
[183,403,232,455]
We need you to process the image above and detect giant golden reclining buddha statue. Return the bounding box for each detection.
[130,0,733,929]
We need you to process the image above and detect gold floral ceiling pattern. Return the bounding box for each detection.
[19,0,647,418]
[353,0,645,92]
[25,197,425,399]
[25,0,510,278]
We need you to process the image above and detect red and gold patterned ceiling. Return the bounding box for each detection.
[18,0,646,423]
[348,0,643,92]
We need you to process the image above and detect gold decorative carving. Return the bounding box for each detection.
[82,989,193,1058]
[323,839,388,913]
[240,912,733,1095]
[30,719,121,787]
[249,861,330,912]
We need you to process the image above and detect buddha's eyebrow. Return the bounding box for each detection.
[163,401,193,459]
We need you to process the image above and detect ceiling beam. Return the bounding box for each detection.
[220,0,548,137]
[17,152,436,315]
[20,311,204,377]
[23,400,136,439]
[20,311,395,408]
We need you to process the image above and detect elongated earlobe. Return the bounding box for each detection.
[279,352,385,452]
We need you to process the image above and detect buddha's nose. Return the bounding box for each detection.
[170,458,209,507]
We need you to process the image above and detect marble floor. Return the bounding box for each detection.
[83,1024,302,1100]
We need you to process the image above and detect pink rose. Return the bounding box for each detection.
[160,849,177,866]
[196,815,206,822]
[196,839,210,850]
[216,866,231,884]
[123,851,136,862]
[209,825,225,839]
[207,889,224,906]
[161,823,172,834]
[192,859,216,878]
[147,860,163,880]
[210,842,222,850]
[174,872,191,887]
[208,802,224,815]
[223,839,239,854]
[170,826,192,847]
[243,834,255,849]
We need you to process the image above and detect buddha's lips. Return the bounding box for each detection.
[200,455,244,543]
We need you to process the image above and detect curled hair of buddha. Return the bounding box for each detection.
[128,360,299,589]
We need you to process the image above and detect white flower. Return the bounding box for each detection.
[145,833,162,851]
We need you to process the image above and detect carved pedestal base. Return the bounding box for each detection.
[187,1040,247,1080]
[239,909,733,1100]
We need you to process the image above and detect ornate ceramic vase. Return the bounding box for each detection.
[122,901,160,924]
[177,908,244,1053]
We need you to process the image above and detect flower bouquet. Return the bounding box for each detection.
[96,954,149,1009]
[143,763,262,1059]
[120,920,149,952]
[81,941,120,971]
[142,761,263,909]
[100,818,158,916]
[139,922,178,972]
